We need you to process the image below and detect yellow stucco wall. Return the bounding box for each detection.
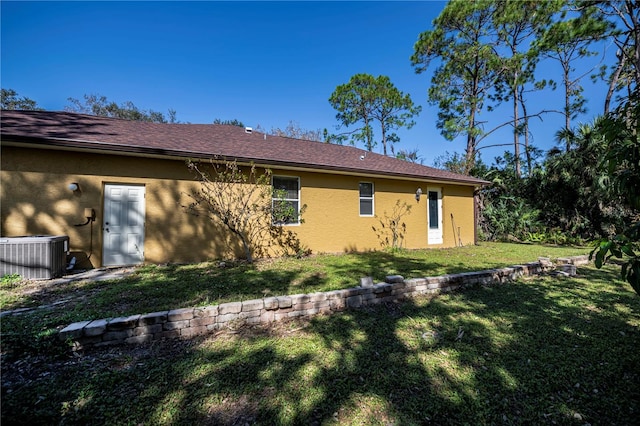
[441,184,477,248]
[1,146,477,267]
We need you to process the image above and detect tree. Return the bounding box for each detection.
[182,159,305,263]
[395,147,424,165]
[183,159,271,263]
[411,0,501,173]
[594,0,640,114]
[537,118,630,239]
[590,90,640,295]
[534,3,610,150]
[475,151,543,242]
[491,0,558,177]
[264,120,324,142]
[66,94,178,123]
[371,200,412,251]
[328,73,420,155]
[1,88,42,110]
[433,151,488,177]
[213,118,245,127]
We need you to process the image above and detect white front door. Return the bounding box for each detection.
[103,184,146,266]
[427,188,443,245]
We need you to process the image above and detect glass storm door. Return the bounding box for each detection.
[427,188,443,245]
[103,184,146,266]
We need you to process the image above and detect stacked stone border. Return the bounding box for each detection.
[57,255,590,349]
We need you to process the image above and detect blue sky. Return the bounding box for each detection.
[1,1,612,166]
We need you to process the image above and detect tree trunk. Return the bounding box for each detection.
[233,230,253,264]
[523,108,532,174]
[364,115,373,152]
[466,91,479,174]
[605,54,625,115]
[381,123,387,156]
[563,63,572,151]
[513,71,521,178]
[465,133,476,175]
[242,238,253,264]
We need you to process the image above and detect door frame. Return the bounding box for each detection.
[102,183,146,266]
[427,187,443,245]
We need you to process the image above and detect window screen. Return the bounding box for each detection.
[272,176,300,225]
[359,182,374,216]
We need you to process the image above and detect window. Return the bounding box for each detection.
[359,182,374,216]
[428,191,439,229]
[272,176,300,225]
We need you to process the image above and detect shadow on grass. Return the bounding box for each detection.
[1,244,589,319]
[0,263,331,321]
[3,267,638,425]
[319,249,571,286]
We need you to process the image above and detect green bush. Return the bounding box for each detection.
[480,196,541,242]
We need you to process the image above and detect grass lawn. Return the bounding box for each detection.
[1,264,639,425]
[1,243,639,424]
[1,242,588,320]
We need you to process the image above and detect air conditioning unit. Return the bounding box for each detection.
[0,235,69,280]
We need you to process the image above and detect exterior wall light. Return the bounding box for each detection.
[415,187,422,202]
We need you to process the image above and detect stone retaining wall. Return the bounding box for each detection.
[58,256,590,349]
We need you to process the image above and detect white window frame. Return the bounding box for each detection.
[272,175,301,226]
[359,182,375,217]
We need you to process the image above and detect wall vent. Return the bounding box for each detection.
[0,235,69,280]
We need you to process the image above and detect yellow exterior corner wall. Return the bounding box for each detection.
[1,146,478,267]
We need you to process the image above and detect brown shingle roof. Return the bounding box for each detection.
[0,110,488,186]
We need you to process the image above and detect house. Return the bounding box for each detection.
[1,110,488,268]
